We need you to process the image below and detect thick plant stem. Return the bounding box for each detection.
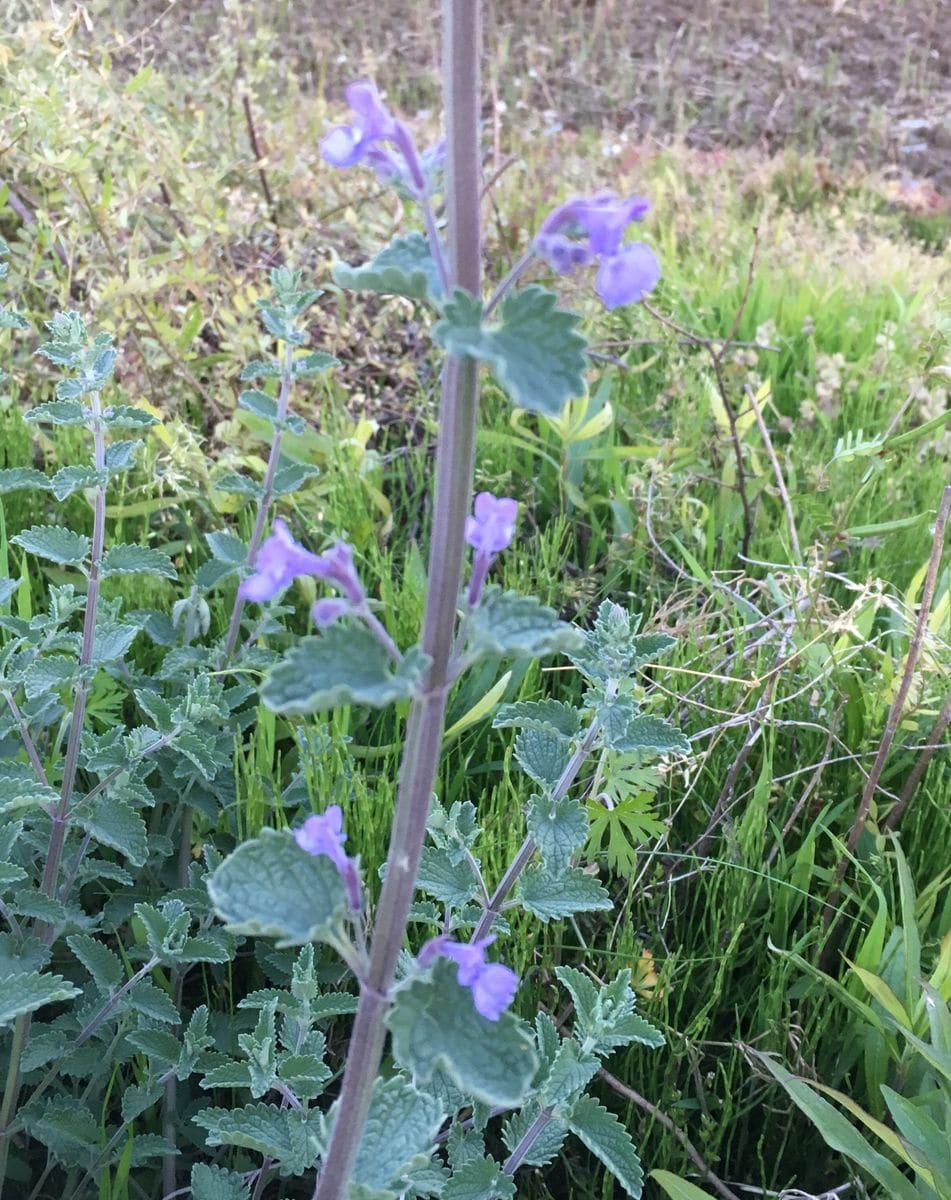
[223,341,296,661]
[312,5,482,1198]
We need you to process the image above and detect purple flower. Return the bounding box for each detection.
[316,541,366,607]
[294,805,362,911]
[238,519,328,602]
[311,597,353,628]
[533,190,660,310]
[321,80,436,198]
[321,81,397,168]
[418,935,519,1021]
[239,520,366,608]
[464,492,518,606]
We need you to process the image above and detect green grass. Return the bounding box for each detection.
[1,8,950,1197]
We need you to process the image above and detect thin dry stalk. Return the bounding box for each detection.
[598,1066,742,1200]
[883,690,951,834]
[745,380,802,564]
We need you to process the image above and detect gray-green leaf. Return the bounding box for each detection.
[207,828,348,947]
[350,1076,446,1193]
[567,1094,644,1198]
[101,544,178,580]
[333,234,443,305]
[0,970,81,1027]
[468,589,583,663]
[190,1164,252,1200]
[11,525,90,567]
[388,959,537,1107]
[262,627,429,716]
[518,866,612,922]
[434,286,588,416]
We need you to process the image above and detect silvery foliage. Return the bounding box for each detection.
[0,115,683,1200]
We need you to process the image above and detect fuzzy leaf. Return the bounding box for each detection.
[101,544,178,580]
[190,1164,252,1200]
[0,776,58,816]
[526,795,589,872]
[0,970,81,1026]
[207,828,348,946]
[443,1156,516,1200]
[434,286,588,416]
[468,588,583,662]
[501,1105,569,1169]
[72,796,147,864]
[415,847,479,909]
[49,465,102,500]
[65,934,123,993]
[514,727,573,792]
[23,401,88,425]
[388,959,537,1107]
[333,233,443,305]
[206,530,249,564]
[555,966,664,1053]
[0,467,50,494]
[19,1097,98,1168]
[193,1104,324,1177]
[537,1038,599,1104]
[493,699,581,738]
[294,351,339,376]
[11,525,90,567]
[262,626,429,716]
[102,404,159,429]
[610,715,690,756]
[567,1095,644,1198]
[0,578,19,605]
[349,1076,446,1193]
[518,865,612,922]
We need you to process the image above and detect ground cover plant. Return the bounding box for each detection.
[0,2,949,1199]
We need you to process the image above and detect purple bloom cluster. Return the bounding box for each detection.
[239,519,366,623]
[534,191,661,309]
[418,934,518,1021]
[294,805,362,911]
[464,492,518,606]
[321,80,441,198]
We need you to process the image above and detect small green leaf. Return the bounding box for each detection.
[23,401,88,426]
[434,286,588,416]
[20,1097,98,1168]
[514,727,573,792]
[294,351,339,376]
[526,795,589,873]
[493,699,581,738]
[190,1163,252,1200]
[92,621,140,663]
[0,776,58,815]
[206,530,249,564]
[567,1094,644,1198]
[537,1038,599,1104]
[555,967,664,1052]
[649,1171,717,1200]
[501,1104,568,1168]
[193,1104,324,1178]
[388,959,538,1107]
[11,525,90,567]
[333,234,443,305]
[102,404,159,429]
[65,934,123,993]
[101,544,178,580]
[611,715,690,756]
[0,970,81,1026]
[262,627,429,716]
[105,439,143,472]
[0,468,50,494]
[415,847,479,909]
[207,828,348,946]
[271,461,321,496]
[443,1156,516,1200]
[349,1076,446,1193]
[518,865,612,922]
[468,588,583,662]
[49,465,103,500]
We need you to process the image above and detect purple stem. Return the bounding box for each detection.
[311,6,482,1197]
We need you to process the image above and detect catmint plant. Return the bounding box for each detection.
[204,5,681,1200]
[0,4,686,1198]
